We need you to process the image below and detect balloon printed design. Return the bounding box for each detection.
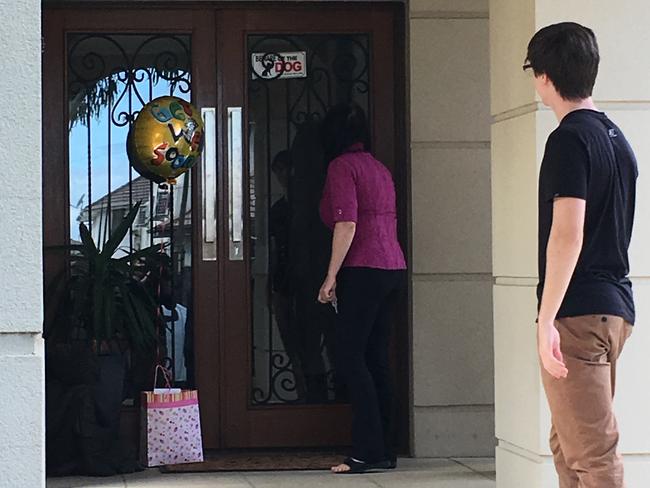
[127,96,204,185]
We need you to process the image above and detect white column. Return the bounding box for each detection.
[0,0,45,487]
[491,1,650,486]
[410,0,495,456]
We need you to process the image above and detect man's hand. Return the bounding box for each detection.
[318,274,337,304]
[538,320,568,379]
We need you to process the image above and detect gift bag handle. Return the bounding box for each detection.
[153,364,173,390]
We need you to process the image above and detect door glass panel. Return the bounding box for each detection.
[67,34,194,401]
[248,34,370,405]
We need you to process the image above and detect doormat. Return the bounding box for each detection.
[160,450,345,473]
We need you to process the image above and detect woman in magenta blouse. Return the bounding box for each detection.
[317,102,407,474]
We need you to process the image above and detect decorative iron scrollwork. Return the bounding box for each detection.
[68,34,191,128]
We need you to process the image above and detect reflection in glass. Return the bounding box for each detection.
[67,34,194,400]
[248,35,370,405]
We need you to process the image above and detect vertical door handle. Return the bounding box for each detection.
[228,107,244,261]
[201,107,217,261]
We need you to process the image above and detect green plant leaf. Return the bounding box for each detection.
[103,285,115,342]
[113,258,132,271]
[133,282,157,332]
[92,276,104,342]
[79,223,99,257]
[69,275,91,329]
[117,244,168,264]
[102,201,142,258]
[120,283,151,351]
[119,283,142,342]
[129,290,155,338]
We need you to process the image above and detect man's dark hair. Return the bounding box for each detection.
[525,22,600,101]
[321,101,370,160]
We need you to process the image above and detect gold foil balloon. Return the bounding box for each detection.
[127,96,204,185]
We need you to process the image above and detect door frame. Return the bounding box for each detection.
[42,1,410,453]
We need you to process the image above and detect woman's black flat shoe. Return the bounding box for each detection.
[334,457,392,474]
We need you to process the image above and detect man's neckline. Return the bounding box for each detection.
[561,108,605,123]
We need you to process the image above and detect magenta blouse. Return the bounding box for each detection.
[319,146,407,270]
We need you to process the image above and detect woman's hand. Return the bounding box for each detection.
[318,274,337,304]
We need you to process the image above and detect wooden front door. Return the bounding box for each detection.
[216,6,405,449]
[43,2,407,452]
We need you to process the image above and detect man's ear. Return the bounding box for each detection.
[543,74,559,92]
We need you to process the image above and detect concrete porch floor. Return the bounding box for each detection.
[47,458,496,487]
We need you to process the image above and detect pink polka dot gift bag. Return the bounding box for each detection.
[140,366,204,467]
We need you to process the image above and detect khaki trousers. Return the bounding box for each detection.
[541,315,633,488]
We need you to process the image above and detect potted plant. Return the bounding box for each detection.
[44,201,164,348]
[44,201,168,476]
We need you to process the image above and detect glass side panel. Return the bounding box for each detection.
[67,34,194,400]
[247,34,370,405]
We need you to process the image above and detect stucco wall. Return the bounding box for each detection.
[410,0,495,457]
[0,0,45,487]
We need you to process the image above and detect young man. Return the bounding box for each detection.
[525,23,638,487]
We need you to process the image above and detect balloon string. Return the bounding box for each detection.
[155,238,166,370]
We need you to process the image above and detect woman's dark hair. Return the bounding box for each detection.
[271,150,291,174]
[525,22,599,101]
[321,102,370,160]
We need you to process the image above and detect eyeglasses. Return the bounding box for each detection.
[522,63,536,78]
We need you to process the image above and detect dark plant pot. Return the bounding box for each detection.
[93,353,126,434]
[77,352,140,477]
[46,343,142,477]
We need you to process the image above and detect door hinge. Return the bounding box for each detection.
[41,36,45,54]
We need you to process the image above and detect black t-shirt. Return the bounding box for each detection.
[537,109,638,324]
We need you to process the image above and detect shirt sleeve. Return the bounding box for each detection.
[540,129,589,202]
[324,158,358,223]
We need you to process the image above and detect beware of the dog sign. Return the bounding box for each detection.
[251,52,307,80]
